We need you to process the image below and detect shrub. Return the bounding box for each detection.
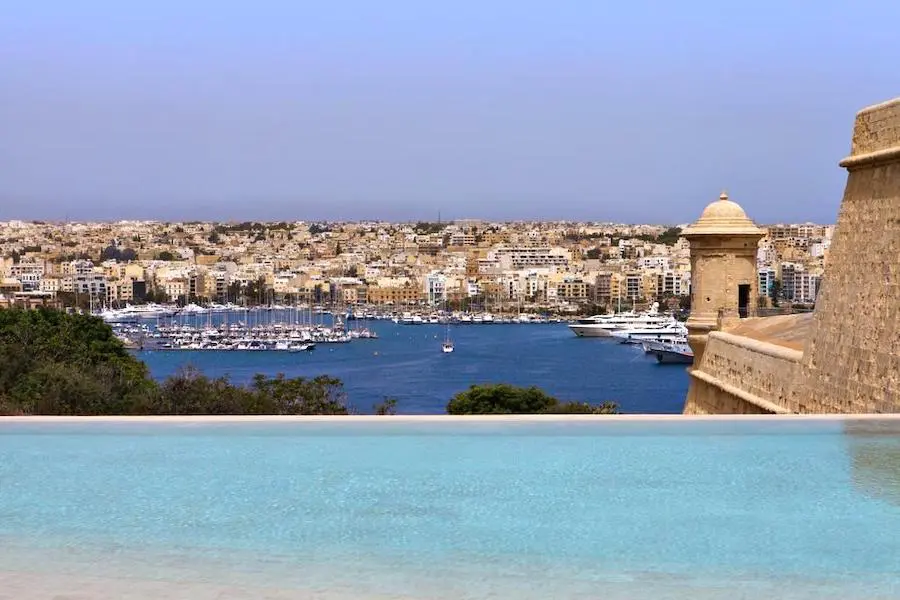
[447,384,617,415]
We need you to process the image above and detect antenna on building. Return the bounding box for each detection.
[438,210,441,224]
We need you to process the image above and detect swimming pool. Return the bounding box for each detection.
[1,417,899,599]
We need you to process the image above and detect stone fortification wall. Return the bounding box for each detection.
[684,332,802,414]
[797,99,900,413]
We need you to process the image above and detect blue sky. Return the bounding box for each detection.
[1,0,898,223]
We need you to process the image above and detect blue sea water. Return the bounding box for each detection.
[1,419,900,599]
[137,321,689,413]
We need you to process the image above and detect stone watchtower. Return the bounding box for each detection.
[682,192,765,364]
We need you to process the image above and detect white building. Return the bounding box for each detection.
[758,268,777,298]
[489,247,570,270]
[424,272,446,305]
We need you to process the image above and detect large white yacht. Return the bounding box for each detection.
[611,321,688,344]
[568,302,674,337]
[98,303,177,322]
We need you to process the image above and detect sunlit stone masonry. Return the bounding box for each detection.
[684,97,900,414]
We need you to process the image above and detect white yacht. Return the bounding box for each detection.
[611,322,688,345]
[99,303,177,322]
[642,337,686,353]
[179,303,208,314]
[568,302,674,337]
[649,340,694,364]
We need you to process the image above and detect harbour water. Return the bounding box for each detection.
[137,319,689,413]
[2,418,899,599]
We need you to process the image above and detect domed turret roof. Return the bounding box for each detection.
[682,191,764,236]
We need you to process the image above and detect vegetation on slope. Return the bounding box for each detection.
[0,308,351,416]
[1,309,617,417]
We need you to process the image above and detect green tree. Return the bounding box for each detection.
[413,222,446,234]
[250,373,350,414]
[374,397,398,415]
[0,308,154,415]
[770,280,782,307]
[0,308,356,416]
[446,384,617,415]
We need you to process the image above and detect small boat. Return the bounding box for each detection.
[288,342,315,352]
[653,342,693,364]
[441,301,454,352]
[642,337,686,354]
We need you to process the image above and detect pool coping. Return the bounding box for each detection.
[2,414,900,423]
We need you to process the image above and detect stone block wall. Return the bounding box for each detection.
[680,97,900,415]
[797,99,900,413]
[684,332,802,414]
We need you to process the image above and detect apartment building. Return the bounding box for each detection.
[780,262,822,304]
[767,224,827,240]
[72,273,108,298]
[593,273,612,304]
[163,278,188,301]
[625,273,643,301]
[656,271,688,297]
[555,278,590,302]
[490,246,570,269]
[758,268,777,298]
[424,272,447,305]
[448,232,476,246]
[367,285,422,305]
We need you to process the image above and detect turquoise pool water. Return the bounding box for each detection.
[1,419,899,599]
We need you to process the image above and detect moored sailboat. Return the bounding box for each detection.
[441,298,454,353]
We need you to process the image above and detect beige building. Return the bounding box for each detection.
[367,285,422,305]
[555,278,590,302]
[683,97,900,414]
[163,278,188,301]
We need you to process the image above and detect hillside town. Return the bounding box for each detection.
[0,214,830,313]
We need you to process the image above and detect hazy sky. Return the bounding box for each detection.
[2,1,898,223]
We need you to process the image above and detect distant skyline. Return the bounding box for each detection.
[2,1,898,224]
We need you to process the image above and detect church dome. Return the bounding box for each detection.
[683,191,764,236]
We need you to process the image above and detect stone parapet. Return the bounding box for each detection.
[681,96,900,415]
[798,97,900,414]
[685,331,802,414]
[848,98,900,158]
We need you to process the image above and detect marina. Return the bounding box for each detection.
[136,317,691,414]
[110,316,364,351]
[98,301,694,413]
[101,302,586,351]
